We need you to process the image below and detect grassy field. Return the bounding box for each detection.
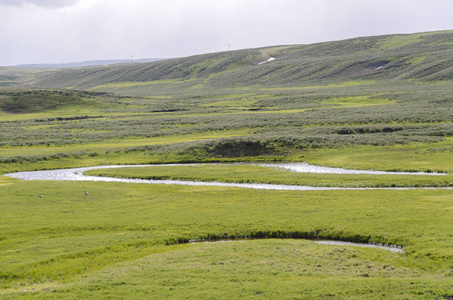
[1,31,453,298]
[2,83,453,173]
[0,179,452,298]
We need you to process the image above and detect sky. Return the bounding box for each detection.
[1,0,453,66]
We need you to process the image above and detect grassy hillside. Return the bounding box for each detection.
[32,30,453,92]
[0,67,56,87]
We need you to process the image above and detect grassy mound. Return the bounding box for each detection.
[0,89,105,113]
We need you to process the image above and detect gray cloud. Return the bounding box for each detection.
[1,0,453,66]
[0,0,80,8]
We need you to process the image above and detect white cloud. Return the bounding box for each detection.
[0,0,81,8]
[1,0,453,65]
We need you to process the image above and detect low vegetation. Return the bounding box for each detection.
[1,31,453,298]
[0,89,108,113]
[0,180,452,298]
[33,30,453,91]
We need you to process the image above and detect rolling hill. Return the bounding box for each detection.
[32,30,453,92]
[12,58,166,69]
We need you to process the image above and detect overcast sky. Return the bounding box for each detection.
[1,0,453,66]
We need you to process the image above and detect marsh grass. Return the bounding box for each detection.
[302,141,453,173]
[9,240,453,299]
[0,180,452,298]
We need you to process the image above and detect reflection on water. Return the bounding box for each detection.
[5,163,418,252]
[189,238,403,252]
[315,240,403,253]
[5,163,449,191]
[260,162,446,175]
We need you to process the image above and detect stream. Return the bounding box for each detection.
[5,162,449,191]
[5,162,421,252]
[189,239,403,253]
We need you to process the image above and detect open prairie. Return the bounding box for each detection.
[1,31,453,298]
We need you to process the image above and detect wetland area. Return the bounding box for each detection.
[1,31,453,298]
[6,162,450,191]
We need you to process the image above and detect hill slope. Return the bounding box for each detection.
[13,58,166,69]
[32,30,453,91]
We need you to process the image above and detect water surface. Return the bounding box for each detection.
[5,163,449,191]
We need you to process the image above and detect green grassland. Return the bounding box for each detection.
[2,81,453,174]
[0,180,453,298]
[1,31,453,298]
[0,67,56,87]
[32,30,453,92]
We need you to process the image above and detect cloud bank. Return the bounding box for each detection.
[1,0,453,66]
[0,0,80,8]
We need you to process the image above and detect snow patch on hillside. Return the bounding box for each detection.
[258,57,275,65]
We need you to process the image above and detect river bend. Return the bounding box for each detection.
[5,163,449,191]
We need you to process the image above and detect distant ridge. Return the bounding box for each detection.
[32,30,453,90]
[13,58,168,69]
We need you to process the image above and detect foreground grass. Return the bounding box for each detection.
[7,240,452,299]
[0,178,452,298]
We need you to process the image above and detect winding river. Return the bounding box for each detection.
[6,162,421,252]
[5,162,449,192]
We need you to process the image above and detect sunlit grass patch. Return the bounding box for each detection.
[202,99,258,107]
[408,56,427,65]
[0,175,15,186]
[321,96,395,108]
[262,80,376,90]
[144,95,173,99]
[377,31,453,50]
[302,140,453,173]
[89,79,196,91]
[0,107,108,121]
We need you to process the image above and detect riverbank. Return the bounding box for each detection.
[6,163,453,190]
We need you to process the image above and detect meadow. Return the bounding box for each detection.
[1,179,453,298]
[1,31,453,298]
